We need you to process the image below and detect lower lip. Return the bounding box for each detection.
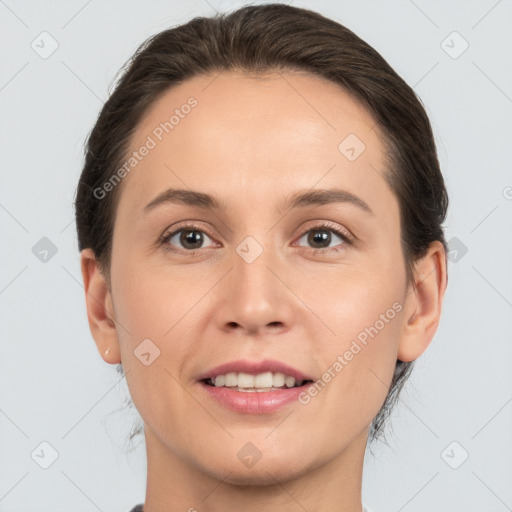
[199,381,311,414]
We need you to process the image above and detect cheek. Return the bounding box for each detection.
[302,249,405,345]
[112,256,203,342]
[113,238,406,376]
[110,262,204,427]
[298,257,405,411]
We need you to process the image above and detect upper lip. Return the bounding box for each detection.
[197,359,314,382]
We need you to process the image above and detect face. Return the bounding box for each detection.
[107,70,410,484]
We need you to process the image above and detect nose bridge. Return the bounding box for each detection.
[215,233,294,334]
[235,235,274,295]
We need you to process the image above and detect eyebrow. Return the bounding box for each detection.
[143,187,373,215]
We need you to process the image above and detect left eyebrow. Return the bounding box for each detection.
[142,187,373,215]
[280,188,373,215]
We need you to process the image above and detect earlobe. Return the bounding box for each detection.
[397,241,447,362]
[80,248,121,364]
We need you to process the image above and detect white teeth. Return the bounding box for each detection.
[237,372,255,388]
[284,376,296,388]
[272,372,285,387]
[254,371,273,388]
[224,372,237,387]
[209,371,306,389]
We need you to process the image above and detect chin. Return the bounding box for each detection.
[198,450,315,486]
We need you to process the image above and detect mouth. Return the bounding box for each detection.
[202,371,314,392]
[197,360,315,413]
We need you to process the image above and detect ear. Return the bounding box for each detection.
[80,248,121,364]
[397,241,447,362]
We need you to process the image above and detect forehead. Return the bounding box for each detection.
[116,69,392,218]
[135,69,381,154]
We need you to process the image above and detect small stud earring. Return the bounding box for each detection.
[105,348,110,355]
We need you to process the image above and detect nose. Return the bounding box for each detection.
[214,243,296,336]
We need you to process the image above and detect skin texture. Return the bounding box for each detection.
[81,70,447,512]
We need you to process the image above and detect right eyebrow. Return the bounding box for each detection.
[142,186,373,216]
[143,188,225,214]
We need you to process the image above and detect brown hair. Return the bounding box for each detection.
[75,3,448,445]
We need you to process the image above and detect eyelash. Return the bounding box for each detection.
[159,221,353,256]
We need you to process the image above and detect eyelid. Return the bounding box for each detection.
[161,220,218,238]
[291,226,353,257]
[159,219,355,253]
[159,221,220,250]
[295,220,355,245]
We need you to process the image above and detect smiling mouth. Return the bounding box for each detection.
[202,371,314,392]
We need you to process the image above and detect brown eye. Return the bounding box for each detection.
[179,230,204,249]
[307,229,332,248]
[163,226,216,251]
[297,225,349,250]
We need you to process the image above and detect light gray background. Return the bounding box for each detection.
[1,0,511,511]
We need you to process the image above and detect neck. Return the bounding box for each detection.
[142,427,368,512]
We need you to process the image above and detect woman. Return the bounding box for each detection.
[75,4,448,511]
